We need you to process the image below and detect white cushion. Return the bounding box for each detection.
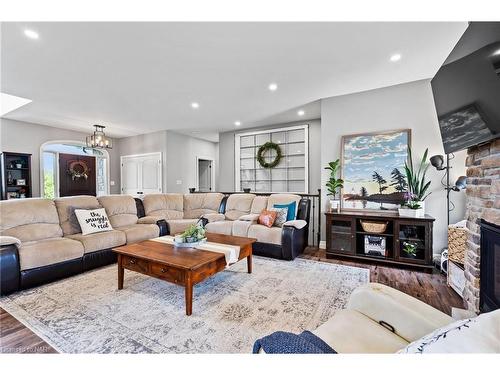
[399,309,500,353]
[74,208,113,235]
[282,220,307,230]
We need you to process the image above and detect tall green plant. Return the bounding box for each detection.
[325,159,344,199]
[404,147,432,202]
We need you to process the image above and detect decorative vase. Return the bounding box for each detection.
[398,207,425,218]
[330,199,341,213]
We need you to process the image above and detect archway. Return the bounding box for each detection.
[40,140,110,198]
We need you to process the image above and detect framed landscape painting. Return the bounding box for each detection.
[341,129,411,211]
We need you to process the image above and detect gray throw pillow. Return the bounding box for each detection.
[270,207,288,227]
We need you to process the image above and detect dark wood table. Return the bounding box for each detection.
[112,233,256,315]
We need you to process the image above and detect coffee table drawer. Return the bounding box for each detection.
[150,263,184,284]
[121,255,149,273]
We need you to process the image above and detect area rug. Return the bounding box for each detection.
[0,257,369,353]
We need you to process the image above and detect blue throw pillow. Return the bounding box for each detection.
[274,201,297,221]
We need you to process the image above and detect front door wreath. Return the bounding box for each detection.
[257,142,283,168]
[68,160,90,180]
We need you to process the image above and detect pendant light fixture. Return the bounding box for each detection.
[86,125,112,149]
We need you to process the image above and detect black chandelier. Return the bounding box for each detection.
[86,125,112,149]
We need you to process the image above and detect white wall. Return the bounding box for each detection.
[0,118,121,195]
[218,119,322,193]
[165,131,219,193]
[320,79,466,252]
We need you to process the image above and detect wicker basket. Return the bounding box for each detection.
[360,220,389,234]
[448,226,467,264]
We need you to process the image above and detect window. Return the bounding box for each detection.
[42,152,56,199]
[235,125,309,193]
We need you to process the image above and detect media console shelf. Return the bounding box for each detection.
[325,211,435,272]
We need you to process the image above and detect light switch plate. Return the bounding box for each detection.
[176,180,182,185]
[110,181,115,186]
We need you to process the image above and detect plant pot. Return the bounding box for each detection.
[398,208,425,218]
[329,199,341,213]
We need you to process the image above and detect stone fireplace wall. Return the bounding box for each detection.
[464,138,500,312]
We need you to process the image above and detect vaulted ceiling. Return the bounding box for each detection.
[1,22,467,141]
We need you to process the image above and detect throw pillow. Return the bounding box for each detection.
[67,205,101,233]
[74,208,114,235]
[274,201,297,221]
[270,207,288,227]
[258,210,278,228]
[398,309,500,353]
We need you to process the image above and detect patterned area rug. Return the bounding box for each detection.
[0,257,369,353]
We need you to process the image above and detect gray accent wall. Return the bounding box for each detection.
[320,79,466,252]
[0,118,121,196]
[165,131,219,193]
[218,119,322,193]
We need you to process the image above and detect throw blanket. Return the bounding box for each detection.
[150,236,240,266]
[253,330,337,354]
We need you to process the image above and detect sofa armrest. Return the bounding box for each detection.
[281,225,307,260]
[202,213,226,223]
[137,216,168,236]
[347,283,455,343]
[0,243,20,295]
[283,220,307,230]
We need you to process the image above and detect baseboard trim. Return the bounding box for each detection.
[319,240,326,249]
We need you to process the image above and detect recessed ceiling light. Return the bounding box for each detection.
[234,121,241,126]
[297,110,305,116]
[24,29,39,40]
[268,83,278,91]
[493,49,500,56]
[191,102,199,109]
[390,53,402,62]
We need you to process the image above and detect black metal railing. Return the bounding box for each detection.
[189,189,321,247]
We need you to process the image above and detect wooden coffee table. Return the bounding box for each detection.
[112,233,256,316]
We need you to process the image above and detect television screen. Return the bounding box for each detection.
[438,104,493,154]
[431,22,500,154]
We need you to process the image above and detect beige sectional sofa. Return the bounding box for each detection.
[139,192,311,261]
[140,192,224,234]
[0,195,160,294]
[0,192,310,295]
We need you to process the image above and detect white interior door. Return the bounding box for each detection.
[121,152,162,196]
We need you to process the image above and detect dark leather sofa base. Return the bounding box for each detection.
[0,244,20,295]
[252,242,287,260]
[83,248,117,271]
[19,248,117,291]
[21,258,83,290]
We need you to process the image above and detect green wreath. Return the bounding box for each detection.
[257,142,283,168]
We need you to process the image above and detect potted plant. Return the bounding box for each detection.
[400,147,431,216]
[398,194,425,217]
[174,223,207,247]
[402,241,418,258]
[325,159,344,213]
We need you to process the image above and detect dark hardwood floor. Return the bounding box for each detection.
[0,247,464,354]
[300,247,464,315]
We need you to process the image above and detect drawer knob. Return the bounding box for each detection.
[129,259,136,264]
[161,268,167,273]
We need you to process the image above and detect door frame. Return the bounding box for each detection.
[195,156,215,192]
[40,140,110,198]
[120,152,163,195]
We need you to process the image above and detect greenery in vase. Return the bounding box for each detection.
[404,147,431,202]
[402,195,422,209]
[325,159,344,200]
[180,224,206,242]
[402,241,417,257]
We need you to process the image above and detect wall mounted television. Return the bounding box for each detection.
[431,22,500,154]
